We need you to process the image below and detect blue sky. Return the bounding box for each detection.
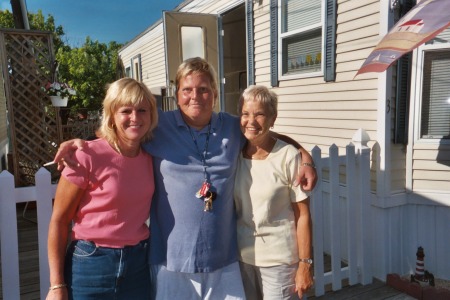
[1,0,183,47]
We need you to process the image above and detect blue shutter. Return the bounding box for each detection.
[270,0,278,87]
[246,0,255,85]
[394,0,416,144]
[324,0,336,82]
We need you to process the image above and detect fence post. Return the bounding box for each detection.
[0,170,21,299]
[35,167,54,299]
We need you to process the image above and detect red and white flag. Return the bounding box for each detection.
[356,0,450,76]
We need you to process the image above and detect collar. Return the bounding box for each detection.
[175,109,218,133]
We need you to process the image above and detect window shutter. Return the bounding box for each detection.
[324,0,336,82]
[395,53,411,143]
[270,0,278,87]
[246,0,255,86]
[394,0,416,144]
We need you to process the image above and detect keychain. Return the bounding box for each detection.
[195,181,211,198]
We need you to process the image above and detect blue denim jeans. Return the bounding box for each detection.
[65,240,151,300]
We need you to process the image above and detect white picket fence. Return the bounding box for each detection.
[0,168,56,300]
[0,129,373,299]
[310,129,373,296]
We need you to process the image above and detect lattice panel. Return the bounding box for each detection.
[0,29,60,186]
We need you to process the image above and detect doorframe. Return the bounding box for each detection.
[217,0,246,112]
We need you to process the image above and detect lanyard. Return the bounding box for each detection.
[186,122,211,181]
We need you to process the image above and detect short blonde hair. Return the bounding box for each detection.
[98,78,158,145]
[175,57,218,103]
[238,85,278,117]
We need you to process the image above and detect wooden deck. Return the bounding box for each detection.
[0,203,41,299]
[0,204,415,300]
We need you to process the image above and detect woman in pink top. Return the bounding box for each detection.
[46,78,158,300]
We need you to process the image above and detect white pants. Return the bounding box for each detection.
[239,262,300,300]
[150,262,246,300]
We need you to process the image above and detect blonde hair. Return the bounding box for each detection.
[238,85,278,117]
[175,57,218,103]
[98,78,158,145]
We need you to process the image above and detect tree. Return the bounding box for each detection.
[56,37,123,112]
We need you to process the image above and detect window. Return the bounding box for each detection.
[181,26,204,61]
[270,0,335,83]
[125,66,131,78]
[419,28,450,140]
[420,50,450,139]
[279,0,323,77]
[131,54,142,81]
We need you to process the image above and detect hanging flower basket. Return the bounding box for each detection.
[41,81,76,107]
[50,95,69,107]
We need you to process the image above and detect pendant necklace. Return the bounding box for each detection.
[186,121,217,212]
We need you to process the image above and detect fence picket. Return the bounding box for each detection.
[0,171,21,300]
[346,143,359,285]
[35,168,54,299]
[329,144,342,291]
[311,146,325,296]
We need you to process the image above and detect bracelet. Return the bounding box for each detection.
[301,162,315,168]
[49,283,67,291]
[299,258,313,265]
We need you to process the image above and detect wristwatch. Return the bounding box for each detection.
[299,258,313,265]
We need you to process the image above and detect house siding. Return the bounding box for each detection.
[119,23,167,93]
[413,144,450,192]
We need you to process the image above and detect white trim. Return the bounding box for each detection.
[406,47,421,191]
[412,43,450,145]
[408,191,450,206]
[375,0,393,201]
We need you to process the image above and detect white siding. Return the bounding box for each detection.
[119,23,167,92]
[413,144,450,192]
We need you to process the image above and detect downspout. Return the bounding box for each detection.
[10,0,30,29]
[20,0,30,30]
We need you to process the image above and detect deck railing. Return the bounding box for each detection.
[0,129,372,299]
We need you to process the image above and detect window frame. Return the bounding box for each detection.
[413,42,450,145]
[277,0,325,80]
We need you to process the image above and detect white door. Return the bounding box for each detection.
[163,4,246,114]
[163,11,219,108]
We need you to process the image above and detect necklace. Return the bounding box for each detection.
[113,141,122,155]
[186,121,211,180]
[243,151,270,160]
[243,137,276,160]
